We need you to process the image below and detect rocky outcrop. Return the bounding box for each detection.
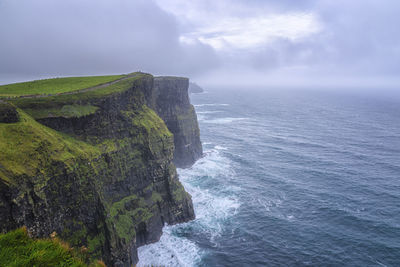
[0,73,200,266]
[0,101,19,123]
[188,82,204,94]
[153,77,203,168]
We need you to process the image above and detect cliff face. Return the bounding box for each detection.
[188,82,204,94]
[0,73,200,266]
[153,77,203,168]
[0,101,19,123]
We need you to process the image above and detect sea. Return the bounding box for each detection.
[138,87,400,266]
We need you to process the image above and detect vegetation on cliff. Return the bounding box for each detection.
[0,101,19,123]
[0,227,105,267]
[0,75,125,97]
[0,109,99,183]
[8,73,147,119]
[0,72,197,266]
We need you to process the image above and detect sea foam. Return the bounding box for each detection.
[194,103,229,107]
[137,146,240,266]
[203,117,248,124]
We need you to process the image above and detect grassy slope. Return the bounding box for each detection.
[0,75,125,97]
[0,72,180,263]
[5,73,147,120]
[0,109,99,183]
[24,104,99,119]
[8,74,146,118]
[0,227,105,267]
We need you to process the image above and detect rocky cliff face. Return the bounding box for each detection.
[153,77,203,168]
[188,82,204,94]
[0,101,19,123]
[0,73,200,266]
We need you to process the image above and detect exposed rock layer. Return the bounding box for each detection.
[153,77,203,168]
[0,73,200,266]
[0,102,19,123]
[188,82,204,94]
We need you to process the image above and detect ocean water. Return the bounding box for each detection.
[138,88,400,266]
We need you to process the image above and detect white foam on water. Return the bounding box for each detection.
[204,117,248,124]
[138,146,240,266]
[137,225,201,267]
[194,103,230,107]
[196,114,206,122]
[196,111,223,114]
[255,197,282,211]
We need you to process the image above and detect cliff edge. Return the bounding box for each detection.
[0,73,201,266]
[153,77,203,168]
[188,82,204,94]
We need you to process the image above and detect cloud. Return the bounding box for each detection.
[314,0,400,75]
[244,0,400,78]
[0,0,218,82]
[156,0,321,50]
[1,0,399,87]
[180,13,321,50]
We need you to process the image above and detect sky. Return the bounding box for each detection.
[0,0,399,88]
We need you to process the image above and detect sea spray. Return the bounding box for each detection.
[137,145,240,266]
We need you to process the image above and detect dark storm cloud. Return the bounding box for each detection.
[0,0,219,82]
[1,0,399,86]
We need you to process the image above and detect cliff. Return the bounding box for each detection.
[188,82,204,94]
[153,77,203,168]
[0,73,201,266]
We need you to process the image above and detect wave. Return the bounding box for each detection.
[196,111,223,114]
[203,117,248,124]
[138,146,240,266]
[137,225,201,267]
[196,114,206,122]
[194,103,230,107]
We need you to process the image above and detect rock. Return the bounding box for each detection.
[0,73,200,266]
[188,82,204,94]
[153,77,203,168]
[0,102,19,123]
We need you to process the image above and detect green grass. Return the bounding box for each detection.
[0,75,125,97]
[24,104,99,119]
[9,74,149,115]
[0,109,99,183]
[0,227,106,267]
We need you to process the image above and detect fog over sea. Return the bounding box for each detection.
[138,88,400,266]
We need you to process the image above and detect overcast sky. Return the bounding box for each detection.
[1,0,399,87]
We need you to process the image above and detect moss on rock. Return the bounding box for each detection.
[0,227,105,267]
[0,73,196,266]
[0,101,19,123]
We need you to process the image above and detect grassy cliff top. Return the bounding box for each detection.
[0,227,105,267]
[7,73,150,114]
[0,75,126,97]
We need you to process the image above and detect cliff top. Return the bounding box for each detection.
[0,72,199,266]
[0,72,179,183]
[5,72,151,119]
[0,74,127,98]
[188,82,204,93]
